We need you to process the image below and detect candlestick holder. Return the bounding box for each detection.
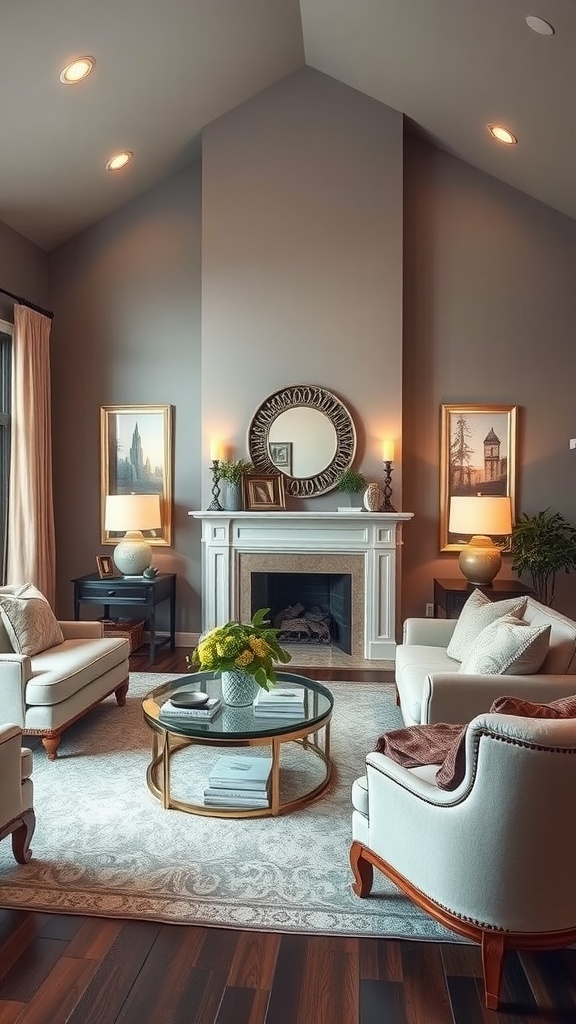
[207,459,223,511]
[382,460,396,512]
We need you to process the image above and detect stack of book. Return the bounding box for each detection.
[253,687,306,718]
[203,754,272,808]
[160,696,222,722]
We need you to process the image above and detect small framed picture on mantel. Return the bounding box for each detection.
[243,474,286,512]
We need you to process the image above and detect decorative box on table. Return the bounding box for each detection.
[99,618,145,653]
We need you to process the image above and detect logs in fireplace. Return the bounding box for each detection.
[273,603,331,644]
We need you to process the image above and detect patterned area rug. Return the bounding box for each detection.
[0,674,462,941]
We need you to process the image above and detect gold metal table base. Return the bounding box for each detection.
[145,717,332,818]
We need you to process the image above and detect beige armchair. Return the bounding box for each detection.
[0,724,35,863]
[350,711,576,1010]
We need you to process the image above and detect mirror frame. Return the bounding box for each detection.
[247,384,357,497]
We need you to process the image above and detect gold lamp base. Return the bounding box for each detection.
[458,535,502,586]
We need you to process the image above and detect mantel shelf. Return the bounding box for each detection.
[188,510,413,521]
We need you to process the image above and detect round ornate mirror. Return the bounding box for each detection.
[247,384,356,497]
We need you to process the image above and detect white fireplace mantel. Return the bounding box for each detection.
[188,511,413,660]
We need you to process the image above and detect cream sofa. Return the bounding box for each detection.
[0,621,130,759]
[395,596,576,726]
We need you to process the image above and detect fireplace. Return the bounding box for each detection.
[251,570,352,651]
[189,510,413,661]
[242,557,358,651]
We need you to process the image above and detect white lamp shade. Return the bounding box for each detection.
[105,493,161,532]
[449,496,512,537]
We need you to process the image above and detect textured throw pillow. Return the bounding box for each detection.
[446,589,528,662]
[490,693,576,719]
[458,614,550,676]
[0,583,64,656]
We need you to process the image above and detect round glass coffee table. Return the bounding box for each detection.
[142,671,333,818]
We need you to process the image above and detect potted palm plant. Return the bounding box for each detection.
[510,507,576,606]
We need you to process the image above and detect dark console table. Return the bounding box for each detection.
[433,577,533,619]
[72,572,176,665]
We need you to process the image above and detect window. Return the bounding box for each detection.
[0,322,13,583]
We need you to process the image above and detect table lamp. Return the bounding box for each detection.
[104,493,161,575]
[449,495,512,585]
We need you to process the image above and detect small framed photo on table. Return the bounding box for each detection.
[96,555,115,579]
[243,474,286,511]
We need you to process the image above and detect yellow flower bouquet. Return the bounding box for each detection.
[186,607,292,690]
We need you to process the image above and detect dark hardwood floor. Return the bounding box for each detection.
[1,648,575,1023]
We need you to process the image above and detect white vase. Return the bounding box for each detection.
[220,669,259,707]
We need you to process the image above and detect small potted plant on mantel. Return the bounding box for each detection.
[337,468,367,511]
[218,458,254,511]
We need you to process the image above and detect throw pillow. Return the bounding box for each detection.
[458,614,550,675]
[375,723,467,791]
[0,583,64,656]
[490,693,576,718]
[446,589,528,662]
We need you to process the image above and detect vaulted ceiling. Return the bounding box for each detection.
[3,0,574,251]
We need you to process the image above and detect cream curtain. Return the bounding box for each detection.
[6,305,56,606]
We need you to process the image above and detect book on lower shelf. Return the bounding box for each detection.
[202,787,270,808]
[208,754,272,791]
[160,697,222,721]
[201,790,268,806]
[253,687,306,716]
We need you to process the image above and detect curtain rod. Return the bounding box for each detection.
[0,286,54,321]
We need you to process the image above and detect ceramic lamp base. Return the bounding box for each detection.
[113,530,153,576]
[458,535,502,586]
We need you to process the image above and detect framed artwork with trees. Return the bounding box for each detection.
[440,403,518,552]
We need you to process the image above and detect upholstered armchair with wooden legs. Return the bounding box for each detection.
[0,724,35,863]
[350,711,576,1010]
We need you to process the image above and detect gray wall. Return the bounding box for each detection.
[0,220,48,322]
[201,67,404,507]
[48,162,202,628]
[402,133,576,618]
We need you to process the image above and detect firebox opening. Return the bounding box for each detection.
[250,572,352,655]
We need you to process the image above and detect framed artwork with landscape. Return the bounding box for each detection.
[440,403,518,551]
[100,404,173,546]
[243,474,286,511]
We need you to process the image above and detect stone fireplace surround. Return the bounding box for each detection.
[189,512,413,660]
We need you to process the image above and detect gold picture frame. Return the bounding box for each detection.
[440,403,518,552]
[100,404,173,546]
[243,474,286,511]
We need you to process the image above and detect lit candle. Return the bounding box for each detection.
[210,440,222,461]
[382,440,395,463]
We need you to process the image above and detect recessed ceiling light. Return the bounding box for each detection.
[105,151,133,172]
[488,124,518,145]
[60,56,95,84]
[525,15,555,36]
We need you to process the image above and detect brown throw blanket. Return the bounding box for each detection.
[374,723,467,790]
[374,693,576,791]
